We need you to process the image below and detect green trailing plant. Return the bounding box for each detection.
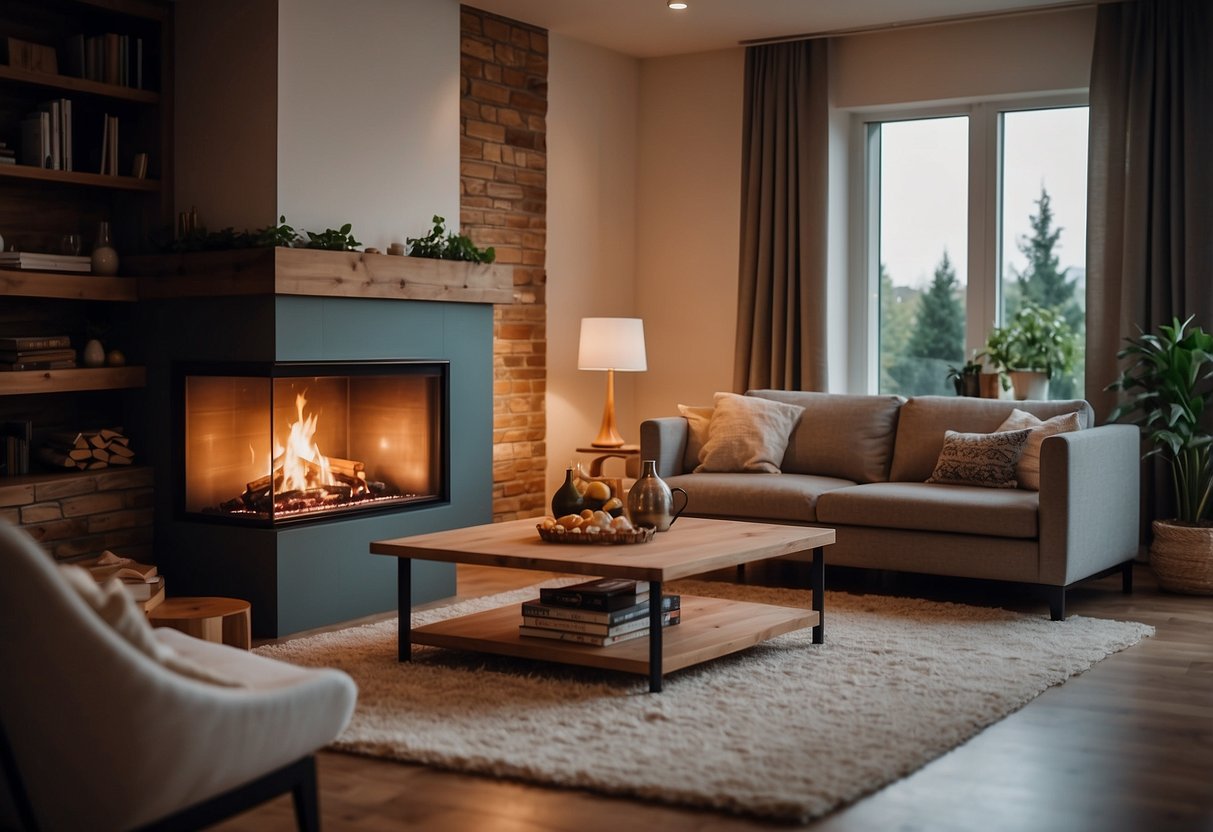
[304,223,361,251]
[406,215,495,264]
[980,304,1078,379]
[1107,315,1213,524]
[257,215,301,248]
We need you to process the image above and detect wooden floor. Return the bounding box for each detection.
[214,563,1213,832]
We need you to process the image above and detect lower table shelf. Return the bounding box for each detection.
[411,594,817,676]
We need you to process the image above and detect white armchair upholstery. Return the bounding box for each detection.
[0,521,357,831]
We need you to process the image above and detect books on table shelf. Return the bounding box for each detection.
[538,577,652,612]
[0,252,91,273]
[80,550,163,609]
[519,590,682,646]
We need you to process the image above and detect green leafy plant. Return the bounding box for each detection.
[406,215,495,264]
[1107,316,1213,523]
[305,223,361,251]
[945,353,984,396]
[257,215,301,248]
[980,305,1078,379]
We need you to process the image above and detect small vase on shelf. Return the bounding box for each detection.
[91,222,119,276]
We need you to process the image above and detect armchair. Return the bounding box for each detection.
[0,521,357,831]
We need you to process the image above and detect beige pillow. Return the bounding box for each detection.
[59,565,243,687]
[996,408,1082,490]
[925,428,1033,488]
[677,404,714,469]
[695,392,805,474]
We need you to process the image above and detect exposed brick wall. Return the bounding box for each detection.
[460,6,548,522]
[0,467,155,562]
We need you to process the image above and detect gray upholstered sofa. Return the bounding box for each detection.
[640,391,1140,619]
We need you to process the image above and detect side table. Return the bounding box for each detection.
[148,597,252,650]
[576,444,640,477]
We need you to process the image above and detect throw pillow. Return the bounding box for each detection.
[59,565,243,687]
[677,404,714,469]
[925,428,1034,489]
[695,392,805,474]
[996,408,1083,490]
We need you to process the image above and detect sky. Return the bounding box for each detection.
[879,106,1089,292]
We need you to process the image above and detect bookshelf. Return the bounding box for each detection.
[0,0,169,477]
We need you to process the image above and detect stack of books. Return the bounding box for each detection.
[0,252,91,273]
[519,577,680,646]
[19,98,72,171]
[80,550,165,612]
[1,420,31,476]
[0,335,77,372]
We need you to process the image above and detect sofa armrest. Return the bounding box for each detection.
[1038,423,1140,586]
[640,417,690,477]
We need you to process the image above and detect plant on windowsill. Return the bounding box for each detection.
[979,304,1078,400]
[945,353,984,397]
[1107,315,1213,594]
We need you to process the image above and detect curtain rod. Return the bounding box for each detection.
[737,0,1106,46]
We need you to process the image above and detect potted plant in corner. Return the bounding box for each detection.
[945,352,983,397]
[1108,315,1213,594]
[981,305,1078,400]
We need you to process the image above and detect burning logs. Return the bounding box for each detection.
[213,454,399,517]
[39,428,135,471]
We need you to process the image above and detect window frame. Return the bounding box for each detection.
[849,92,1089,395]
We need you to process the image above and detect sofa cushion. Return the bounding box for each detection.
[748,390,903,482]
[677,404,714,471]
[816,482,1040,538]
[926,428,1033,488]
[996,408,1083,490]
[889,396,1093,483]
[695,392,805,474]
[664,472,854,523]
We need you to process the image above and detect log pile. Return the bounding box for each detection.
[38,428,135,471]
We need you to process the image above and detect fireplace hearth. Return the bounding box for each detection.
[178,361,447,526]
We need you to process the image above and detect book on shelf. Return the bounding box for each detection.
[0,348,77,363]
[520,594,681,626]
[521,609,681,638]
[0,335,72,351]
[20,111,50,168]
[1,421,32,476]
[539,577,652,611]
[0,252,91,273]
[98,114,119,176]
[0,359,76,372]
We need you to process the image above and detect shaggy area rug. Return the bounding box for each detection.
[256,580,1153,822]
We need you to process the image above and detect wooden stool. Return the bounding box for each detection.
[148,597,252,650]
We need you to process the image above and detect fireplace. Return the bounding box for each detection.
[177,361,448,526]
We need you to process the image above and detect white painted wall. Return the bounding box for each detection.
[276,0,460,251]
[634,48,745,421]
[546,35,641,494]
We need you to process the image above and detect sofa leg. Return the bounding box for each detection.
[292,755,320,832]
[1048,587,1066,621]
[1121,561,1134,594]
[736,563,746,583]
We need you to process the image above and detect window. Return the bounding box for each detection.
[858,98,1089,399]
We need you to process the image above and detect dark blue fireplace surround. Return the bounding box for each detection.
[139,294,491,637]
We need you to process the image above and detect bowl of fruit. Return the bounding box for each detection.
[536,510,655,545]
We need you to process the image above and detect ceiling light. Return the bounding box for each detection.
[668,1,688,9]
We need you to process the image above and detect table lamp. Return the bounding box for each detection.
[578,317,647,448]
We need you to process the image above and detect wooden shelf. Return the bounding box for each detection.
[0,463,148,490]
[0,164,159,192]
[126,248,516,305]
[0,366,145,396]
[0,65,159,104]
[0,269,138,301]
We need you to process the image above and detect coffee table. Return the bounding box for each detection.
[371,516,834,692]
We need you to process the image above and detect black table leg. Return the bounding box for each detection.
[649,579,663,692]
[398,557,412,662]
[811,546,824,644]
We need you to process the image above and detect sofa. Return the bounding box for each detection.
[640,391,1141,619]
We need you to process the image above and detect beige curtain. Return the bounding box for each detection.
[1086,0,1213,421]
[734,40,829,393]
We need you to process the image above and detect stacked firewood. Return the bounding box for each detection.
[218,455,393,515]
[38,428,135,471]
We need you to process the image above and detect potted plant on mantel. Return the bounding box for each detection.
[980,305,1078,400]
[1108,315,1213,595]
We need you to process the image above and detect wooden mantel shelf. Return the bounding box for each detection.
[124,248,516,304]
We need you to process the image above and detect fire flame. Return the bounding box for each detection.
[274,393,334,492]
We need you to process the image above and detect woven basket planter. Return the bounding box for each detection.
[1150,520,1213,595]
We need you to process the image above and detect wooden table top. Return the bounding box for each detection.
[371,516,834,582]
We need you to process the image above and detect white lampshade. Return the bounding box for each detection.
[578,318,647,372]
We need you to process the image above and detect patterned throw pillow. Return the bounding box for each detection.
[695,392,805,474]
[925,428,1034,488]
[996,408,1083,490]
